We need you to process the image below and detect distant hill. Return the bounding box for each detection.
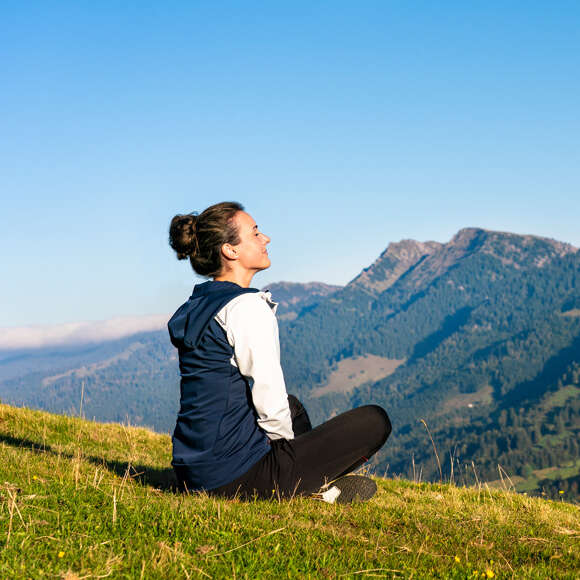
[0,281,340,431]
[0,329,179,432]
[1,228,579,499]
[261,281,342,320]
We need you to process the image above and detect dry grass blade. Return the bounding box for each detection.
[6,488,25,526]
[339,568,403,577]
[182,562,212,579]
[6,493,15,546]
[419,419,442,483]
[207,527,286,558]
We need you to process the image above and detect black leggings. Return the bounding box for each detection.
[209,396,391,499]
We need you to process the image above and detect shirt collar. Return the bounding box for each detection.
[261,289,278,313]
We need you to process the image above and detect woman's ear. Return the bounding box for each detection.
[221,243,238,261]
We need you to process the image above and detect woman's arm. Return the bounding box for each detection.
[215,293,294,440]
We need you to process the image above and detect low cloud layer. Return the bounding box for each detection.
[0,314,170,350]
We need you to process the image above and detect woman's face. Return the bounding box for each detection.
[230,211,271,272]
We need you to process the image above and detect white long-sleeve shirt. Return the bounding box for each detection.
[214,291,294,440]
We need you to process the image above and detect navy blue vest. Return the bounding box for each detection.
[167,281,270,490]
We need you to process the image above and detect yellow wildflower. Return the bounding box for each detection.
[58,551,65,558]
[485,570,495,578]
[559,490,564,494]
[33,475,38,480]
[454,556,460,563]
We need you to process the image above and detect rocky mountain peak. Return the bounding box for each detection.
[349,228,578,299]
[448,227,578,269]
[349,238,442,295]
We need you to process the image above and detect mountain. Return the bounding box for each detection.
[281,227,579,392]
[278,228,580,494]
[1,228,579,498]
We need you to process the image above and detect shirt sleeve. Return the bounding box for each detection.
[215,293,294,440]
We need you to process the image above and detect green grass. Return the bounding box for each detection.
[532,459,580,482]
[541,384,580,408]
[514,459,580,496]
[1,404,579,579]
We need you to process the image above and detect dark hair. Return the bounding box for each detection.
[169,201,244,277]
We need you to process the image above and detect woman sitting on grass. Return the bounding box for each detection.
[167,201,391,503]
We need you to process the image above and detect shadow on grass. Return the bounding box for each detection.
[0,433,178,492]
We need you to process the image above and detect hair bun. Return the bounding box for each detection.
[168,201,244,277]
[169,213,198,260]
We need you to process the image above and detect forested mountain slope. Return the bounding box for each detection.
[0,330,179,431]
[280,228,580,495]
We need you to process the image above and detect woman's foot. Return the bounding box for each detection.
[315,475,378,504]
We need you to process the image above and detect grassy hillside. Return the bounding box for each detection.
[1,404,578,579]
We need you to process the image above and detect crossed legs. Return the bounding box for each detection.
[210,396,391,499]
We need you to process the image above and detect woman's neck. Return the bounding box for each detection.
[214,270,254,288]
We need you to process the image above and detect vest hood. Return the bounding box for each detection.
[168,281,258,349]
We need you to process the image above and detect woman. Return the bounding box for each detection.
[168,201,391,502]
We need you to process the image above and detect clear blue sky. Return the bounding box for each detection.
[1,1,579,327]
